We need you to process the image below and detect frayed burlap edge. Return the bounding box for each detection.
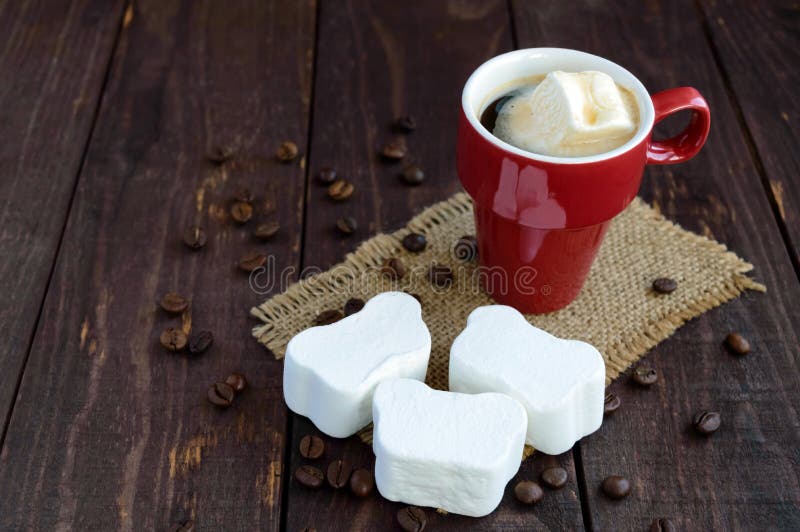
[251,194,478,349]
[251,192,764,450]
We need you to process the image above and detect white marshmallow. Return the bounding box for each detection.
[493,70,638,157]
[372,378,527,517]
[284,292,431,438]
[449,305,605,455]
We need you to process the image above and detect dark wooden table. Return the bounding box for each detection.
[1,1,798,530]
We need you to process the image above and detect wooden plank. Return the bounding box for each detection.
[286,1,586,530]
[0,0,125,434]
[0,1,315,530]
[511,0,800,530]
[698,0,800,271]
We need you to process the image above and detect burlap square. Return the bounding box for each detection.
[251,193,764,448]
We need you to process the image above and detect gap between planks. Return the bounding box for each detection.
[692,0,800,283]
[0,0,133,451]
[280,0,324,530]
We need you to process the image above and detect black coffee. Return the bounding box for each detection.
[479,75,545,132]
[480,94,513,132]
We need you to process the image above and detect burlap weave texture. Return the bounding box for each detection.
[252,193,764,445]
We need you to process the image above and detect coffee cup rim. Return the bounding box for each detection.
[462,48,656,165]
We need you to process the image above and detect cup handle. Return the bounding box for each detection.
[646,87,711,165]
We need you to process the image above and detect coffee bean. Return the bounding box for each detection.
[188,330,213,354]
[254,220,280,240]
[314,309,343,326]
[169,520,195,532]
[402,232,427,252]
[692,410,721,435]
[601,475,631,499]
[182,226,207,250]
[429,263,454,287]
[541,467,568,489]
[207,382,235,408]
[328,179,354,201]
[343,297,365,316]
[652,277,678,294]
[631,365,658,386]
[514,480,544,504]
[400,164,424,186]
[650,518,677,532]
[207,145,235,164]
[326,459,353,489]
[233,186,254,203]
[299,434,325,459]
[394,115,417,133]
[160,327,187,352]
[454,235,478,261]
[230,201,253,224]
[381,138,407,160]
[294,465,324,488]
[225,372,247,393]
[336,216,358,235]
[276,140,299,162]
[725,332,751,355]
[160,292,189,314]
[349,468,374,497]
[397,506,427,532]
[381,257,406,280]
[316,166,337,185]
[604,392,621,415]
[238,251,267,272]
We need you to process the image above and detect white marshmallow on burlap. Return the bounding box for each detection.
[372,378,527,517]
[449,305,605,455]
[283,292,431,438]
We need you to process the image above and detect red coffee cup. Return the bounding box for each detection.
[457,48,710,314]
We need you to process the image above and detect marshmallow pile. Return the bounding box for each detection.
[283,291,605,517]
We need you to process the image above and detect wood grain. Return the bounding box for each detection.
[286,0,586,530]
[3,1,798,530]
[0,0,125,436]
[300,0,509,269]
[512,0,800,530]
[0,1,315,530]
[698,0,800,272]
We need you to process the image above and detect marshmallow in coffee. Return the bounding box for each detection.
[493,70,638,157]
